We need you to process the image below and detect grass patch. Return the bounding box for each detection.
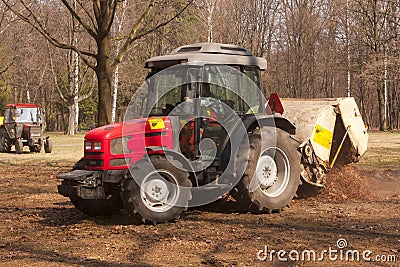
[1,130,397,171]
[0,132,84,168]
[355,130,400,171]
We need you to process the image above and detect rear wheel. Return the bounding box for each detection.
[0,135,5,153]
[121,155,192,224]
[15,138,23,154]
[0,128,11,153]
[70,195,123,217]
[232,127,301,212]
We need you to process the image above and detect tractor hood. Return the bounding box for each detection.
[85,119,149,141]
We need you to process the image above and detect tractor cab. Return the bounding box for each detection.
[3,103,42,141]
[4,104,42,125]
[143,44,266,119]
[127,44,268,166]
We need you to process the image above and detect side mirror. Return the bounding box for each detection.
[266,92,284,115]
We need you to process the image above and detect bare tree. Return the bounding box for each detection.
[2,0,194,126]
[352,0,398,130]
[194,0,220,42]
[48,40,96,135]
[0,2,14,76]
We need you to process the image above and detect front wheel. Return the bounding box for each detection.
[15,138,23,154]
[232,127,301,212]
[44,138,52,153]
[121,155,192,224]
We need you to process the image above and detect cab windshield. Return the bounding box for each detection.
[5,107,41,124]
[145,64,263,117]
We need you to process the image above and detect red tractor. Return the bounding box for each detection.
[0,103,52,154]
[57,43,302,223]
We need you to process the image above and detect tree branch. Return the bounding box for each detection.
[0,1,23,36]
[0,61,13,76]
[111,0,155,69]
[76,0,98,31]
[112,0,194,70]
[130,0,194,44]
[60,0,98,38]
[2,0,97,70]
[77,71,96,102]
[106,0,118,35]
[47,41,68,105]
[93,0,101,21]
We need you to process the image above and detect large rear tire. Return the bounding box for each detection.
[121,155,192,224]
[69,195,123,217]
[0,128,11,153]
[0,135,5,153]
[232,127,301,212]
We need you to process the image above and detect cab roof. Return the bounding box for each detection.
[6,103,40,108]
[145,43,267,70]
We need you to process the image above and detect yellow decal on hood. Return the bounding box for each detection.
[148,118,165,130]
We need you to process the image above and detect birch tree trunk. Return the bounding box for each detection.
[112,64,119,123]
[206,0,215,42]
[111,0,127,123]
[346,0,351,97]
[68,47,80,135]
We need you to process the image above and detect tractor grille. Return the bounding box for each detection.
[30,126,41,137]
[85,159,104,167]
[84,152,104,156]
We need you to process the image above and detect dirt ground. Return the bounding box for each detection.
[0,131,399,266]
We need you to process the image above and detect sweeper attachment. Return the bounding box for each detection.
[281,97,368,187]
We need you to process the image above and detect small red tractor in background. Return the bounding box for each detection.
[0,103,52,154]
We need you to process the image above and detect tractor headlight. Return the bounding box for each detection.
[84,141,92,150]
[93,142,102,151]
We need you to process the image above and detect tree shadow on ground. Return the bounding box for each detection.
[36,205,140,227]
[0,242,155,267]
[38,198,270,228]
